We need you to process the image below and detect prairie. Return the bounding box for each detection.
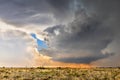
[0,67,120,80]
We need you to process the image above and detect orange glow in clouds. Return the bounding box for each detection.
[32,48,92,68]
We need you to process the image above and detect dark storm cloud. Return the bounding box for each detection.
[0,0,74,26]
[0,0,120,66]
[47,0,74,21]
[44,25,65,36]
[55,53,114,64]
[44,0,120,64]
[44,17,113,63]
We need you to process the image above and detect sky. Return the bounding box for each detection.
[0,0,120,67]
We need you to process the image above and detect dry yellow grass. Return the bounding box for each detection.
[0,67,120,80]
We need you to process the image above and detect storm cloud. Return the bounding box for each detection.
[44,0,120,66]
[0,0,74,27]
[0,0,120,67]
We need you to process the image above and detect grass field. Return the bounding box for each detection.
[0,67,120,80]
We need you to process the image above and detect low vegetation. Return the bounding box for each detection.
[0,67,120,80]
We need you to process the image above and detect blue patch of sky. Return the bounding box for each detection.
[31,33,48,50]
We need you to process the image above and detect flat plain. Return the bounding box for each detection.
[0,67,120,80]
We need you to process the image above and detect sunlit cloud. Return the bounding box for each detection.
[0,0,120,67]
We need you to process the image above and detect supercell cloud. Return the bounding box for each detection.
[0,0,120,67]
[44,0,120,66]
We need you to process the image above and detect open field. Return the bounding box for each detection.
[0,67,120,80]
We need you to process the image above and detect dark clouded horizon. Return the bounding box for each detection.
[0,0,120,67]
